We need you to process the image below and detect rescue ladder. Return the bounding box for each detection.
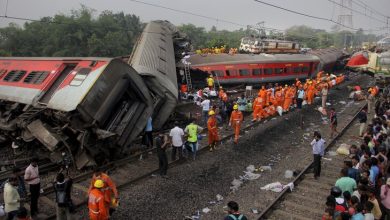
[184,63,193,91]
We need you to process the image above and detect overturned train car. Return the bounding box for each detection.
[128,20,190,130]
[0,57,153,168]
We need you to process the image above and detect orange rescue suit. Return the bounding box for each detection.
[230,110,243,143]
[89,173,119,206]
[275,90,283,107]
[253,97,264,121]
[283,88,294,111]
[258,89,267,107]
[88,188,109,220]
[306,84,315,104]
[207,116,218,145]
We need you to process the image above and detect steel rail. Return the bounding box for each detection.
[257,102,367,219]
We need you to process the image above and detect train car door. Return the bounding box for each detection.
[39,64,76,104]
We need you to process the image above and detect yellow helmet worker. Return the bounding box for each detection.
[233,104,238,110]
[94,179,104,188]
[208,110,215,116]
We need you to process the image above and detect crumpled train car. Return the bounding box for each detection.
[129,20,188,129]
[0,57,153,168]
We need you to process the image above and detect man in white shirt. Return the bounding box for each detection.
[201,98,211,125]
[4,177,20,220]
[24,157,40,216]
[170,121,184,161]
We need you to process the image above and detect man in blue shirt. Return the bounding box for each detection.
[144,117,153,148]
[311,131,325,179]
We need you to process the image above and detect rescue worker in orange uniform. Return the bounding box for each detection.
[306,81,315,105]
[207,110,218,152]
[258,86,267,108]
[283,86,294,112]
[229,104,243,144]
[88,179,109,220]
[266,102,276,116]
[252,94,264,122]
[275,88,283,107]
[89,169,119,214]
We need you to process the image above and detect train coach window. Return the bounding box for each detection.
[3,70,27,82]
[293,67,302,73]
[263,68,273,75]
[302,66,309,73]
[284,67,292,74]
[24,71,49,84]
[239,69,250,76]
[70,68,91,86]
[225,69,237,76]
[211,70,224,77]
[252,69,262,75]
[274,68,284,74]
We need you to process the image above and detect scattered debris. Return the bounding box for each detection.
[323,157,332,161]
[230,178,243,192]
[246,165,255,172]
[259,165,272,171]
[261,182,295,192]
[202,207,210,213]
[251,208,259,214]
[339,101,347,104]
[326,102,331,106]
[277,106,283,116]
[328,151,337,156]
[216,194,223,202]
[336,143,350,155]
[284,170,294,179]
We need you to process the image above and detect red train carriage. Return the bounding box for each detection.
[183,48,344,86]
[186,53,320,85]
[0,57,153,168]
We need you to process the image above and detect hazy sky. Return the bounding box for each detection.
[0,0,389,35]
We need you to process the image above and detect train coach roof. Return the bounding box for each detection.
[184,53,320,67]
[0,57,113,61]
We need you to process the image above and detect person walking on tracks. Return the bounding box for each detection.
[156,133,170,176]
[358,106,368,137]
[329,108,338,138]
[53,172,73,220]
[24,157,40,217]
[229,104,243,144]
[184,119,202,160]
[224,201,248,220]
[89,168,119,215]
[170,121,184,161]
[207,110,219,152]
[311,131,325,179]
[88,179,109,220]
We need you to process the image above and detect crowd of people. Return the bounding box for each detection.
[321,94,390,220]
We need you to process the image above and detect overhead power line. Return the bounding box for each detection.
[327,0,387,25]
[253,0,384,32]
[351,0,388,20]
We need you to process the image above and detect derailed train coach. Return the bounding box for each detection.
[128,20,190,130]
[0,57,153,168]
[0,20,187,169]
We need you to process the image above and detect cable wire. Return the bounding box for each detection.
[253,0,384,32]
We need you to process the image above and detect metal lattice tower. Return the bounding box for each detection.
[336,0,353,30]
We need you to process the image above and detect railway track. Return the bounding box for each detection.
[257,103,367,220]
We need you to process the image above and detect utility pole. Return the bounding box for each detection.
[336,0,354,49]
